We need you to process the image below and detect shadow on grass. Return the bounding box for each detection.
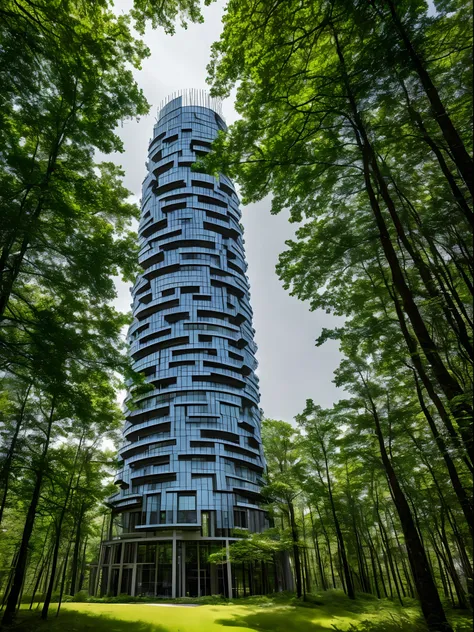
[217,607,472,632]
[216,607,338,632]
[3,609,170,632]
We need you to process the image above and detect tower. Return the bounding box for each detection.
[92,92,274,599]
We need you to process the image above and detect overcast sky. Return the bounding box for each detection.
[111,0,342,422]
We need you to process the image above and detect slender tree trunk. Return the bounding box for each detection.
[385,0,474,194]
[69,502,85,596]
[391,288,473,474]
[333,27,473,463]
[288,501,303,598]
[410,370,474,535]
[29,544,52,611]
[41,441,84,620]
[78,536,88,592]
[56,536,73,617]
[375,501,404,606]
[365,386,453,632]
[388,514,415,599]
[368,529,388,598]
[321,448,355,599]
[301,508,311,593]
[318,504,337,589]
[310,508,327,590]
[368,539,381,599]
[0,548,19,611]
[399,80,473,226]
[1,398,56,626]
[0,383,32,525]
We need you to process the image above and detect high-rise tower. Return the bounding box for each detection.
[91,92,275,599]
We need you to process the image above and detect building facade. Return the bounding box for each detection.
[91,92,282,599]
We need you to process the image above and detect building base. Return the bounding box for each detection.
[90,531,292,599]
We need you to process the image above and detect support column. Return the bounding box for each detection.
[131,543,137,597]
[226,539,233,599]
[105,559,112,596]
[197,542,201,598]
[181,541,186,597]
[117,542,125,596]
[171,530,177,599]
[93,544,104,596]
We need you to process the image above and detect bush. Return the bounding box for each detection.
[72,590,89,602]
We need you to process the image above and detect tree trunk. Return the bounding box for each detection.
[410,369,474,536]
[41,441,84,620]
[56,536,73,617]
[288,500,303,598]
[78,536,88,592]
[386,0,474,194]
[399,79,473,226]
[1,398,55,626]
[375,500,404,606]
[69,502,85,596]
[333,26,473,463]
[321,446,355,599]
[366,388,453,632]
[391,289,473,475]
[309,507,327,590]
[0,383,32,525]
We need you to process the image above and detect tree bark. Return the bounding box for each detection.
[1,397,55,626]
[288,500,303,598]
[365,385,453,632]
[69,502,85,596]
[333,25,473,462]
[309,507,327,590]
[0,383,32,525]
[41,440,84,619]
[385,0,474,195]
[321,445,355,599]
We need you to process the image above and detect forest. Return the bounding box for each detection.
[0,1,472,632]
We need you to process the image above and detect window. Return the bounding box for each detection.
[145,495,160,524]
[124,543,135,563]
[234,509,248,529]
[178,494,197,523]
[113,544,122,564]
[124,511,141,531]
[137,544,156,564]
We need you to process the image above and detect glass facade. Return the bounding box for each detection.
[92,92,278,598]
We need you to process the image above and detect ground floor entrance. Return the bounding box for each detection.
[90,533,288,599]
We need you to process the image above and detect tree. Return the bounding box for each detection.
[204,1,471,628]
[261,419,305,598]
[0,2,211,624]
[298,405,356,599]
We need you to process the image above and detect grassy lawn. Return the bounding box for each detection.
[6,593,471,632]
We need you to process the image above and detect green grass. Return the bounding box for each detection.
[4,592,471,632]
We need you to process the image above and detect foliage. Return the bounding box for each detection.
[205,1,472,629]
[0,0,208,625]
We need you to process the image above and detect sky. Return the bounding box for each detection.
[111,0,342,422]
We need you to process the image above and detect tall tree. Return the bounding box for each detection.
[205,0,471,628]
[261,419,305,598]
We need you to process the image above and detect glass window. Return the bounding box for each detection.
[178,494,197,523]
[137,544,156,564]
[124,543,135,564]
[178,494,196,511]
[145,494,160,524]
